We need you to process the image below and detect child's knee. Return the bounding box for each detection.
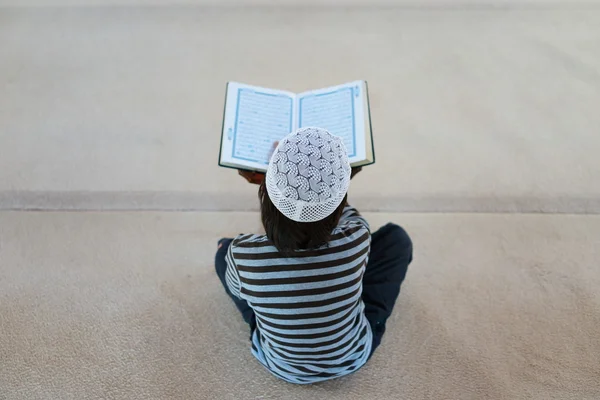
[384,223,412,248]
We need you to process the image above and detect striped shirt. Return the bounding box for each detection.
[225,205,372,384]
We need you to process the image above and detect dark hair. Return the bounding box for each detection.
[259,182,347,255]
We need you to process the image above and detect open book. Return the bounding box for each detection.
[218,80,374,172]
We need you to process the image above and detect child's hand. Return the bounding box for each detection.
[238,170,265,185]
[351,166,362,179]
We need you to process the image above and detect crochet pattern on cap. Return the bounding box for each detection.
[266,127,351,223]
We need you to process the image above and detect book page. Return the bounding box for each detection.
[221,82,296,170]
[297,81,366,163]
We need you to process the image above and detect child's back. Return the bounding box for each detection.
[225,205,372,384]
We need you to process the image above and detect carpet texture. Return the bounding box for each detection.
[1,212,599,399]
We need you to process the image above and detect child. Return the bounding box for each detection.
[215,127,413,384]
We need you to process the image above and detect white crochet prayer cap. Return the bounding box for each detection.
[266,127,351,223]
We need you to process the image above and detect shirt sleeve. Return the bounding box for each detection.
[225,240,243,299]
[338,204,370,232]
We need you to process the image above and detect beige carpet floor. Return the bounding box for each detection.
[1,212,599,399]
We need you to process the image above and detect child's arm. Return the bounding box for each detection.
[225,242,243,299]
[338,204,370,232]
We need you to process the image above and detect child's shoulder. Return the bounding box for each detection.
[334,219,371,236]
[232,233,271,248]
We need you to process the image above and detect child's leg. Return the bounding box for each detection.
[215,238,256,330]
[362,223,413,357]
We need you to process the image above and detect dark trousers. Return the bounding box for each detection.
[214,223,413,356]
[215,238,257,333]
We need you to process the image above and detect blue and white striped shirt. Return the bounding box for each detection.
[225,205,372,384]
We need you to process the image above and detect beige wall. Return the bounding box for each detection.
[1,6,599,212]
[2,0,599,6]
